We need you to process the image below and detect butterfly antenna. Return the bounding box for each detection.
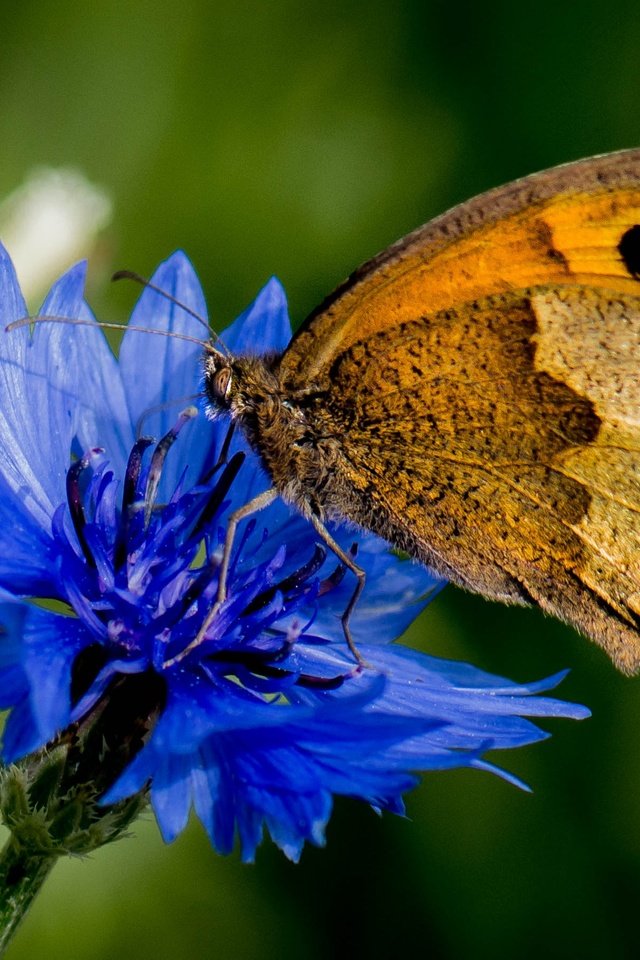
[112,269,230,356]
[5,313,216,352]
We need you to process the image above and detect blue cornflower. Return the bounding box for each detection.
[0,245,589,862]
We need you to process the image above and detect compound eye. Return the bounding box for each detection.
[212,366,232,401]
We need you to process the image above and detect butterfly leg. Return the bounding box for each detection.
[163,486,278,668]
[307,511,368,668]
[213,486,279,609]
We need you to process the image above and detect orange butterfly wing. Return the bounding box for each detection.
[281,148,640,386]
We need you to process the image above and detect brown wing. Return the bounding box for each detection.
[320,287,640,673]
[281,148,640,388]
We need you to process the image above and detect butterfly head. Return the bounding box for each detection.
[203,347,235,412]
[202,345,337,503]
[203,345,282,424]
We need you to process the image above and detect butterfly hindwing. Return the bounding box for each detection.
[320,286,640,672]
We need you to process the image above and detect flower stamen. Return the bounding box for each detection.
[66,447,104,566]
[143,406,198,525]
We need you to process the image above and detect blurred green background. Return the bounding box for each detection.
[2,0,640,957]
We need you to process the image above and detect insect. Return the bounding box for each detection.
[201,148,640,674]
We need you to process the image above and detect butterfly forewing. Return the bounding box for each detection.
[281,149,640,388]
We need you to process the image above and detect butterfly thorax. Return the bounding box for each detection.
[203,350,351,520]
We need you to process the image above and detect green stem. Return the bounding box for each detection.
[0,836,56,955]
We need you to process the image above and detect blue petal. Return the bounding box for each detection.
[222,276,292,354]
[150,752,194,843]
[192,742,236,855]
[0,595,93,760]
[100,642,585,861]
[119,251,218,493]
[0,471,57,594]
[243,781,331,863]
[40,262,134,474]
[119,250,207,431]
[0,241,28,330]
[101,742,156,806]
[0,244,73,524]
[0,248,94,589]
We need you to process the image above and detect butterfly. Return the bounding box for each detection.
[202,148,640,674]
